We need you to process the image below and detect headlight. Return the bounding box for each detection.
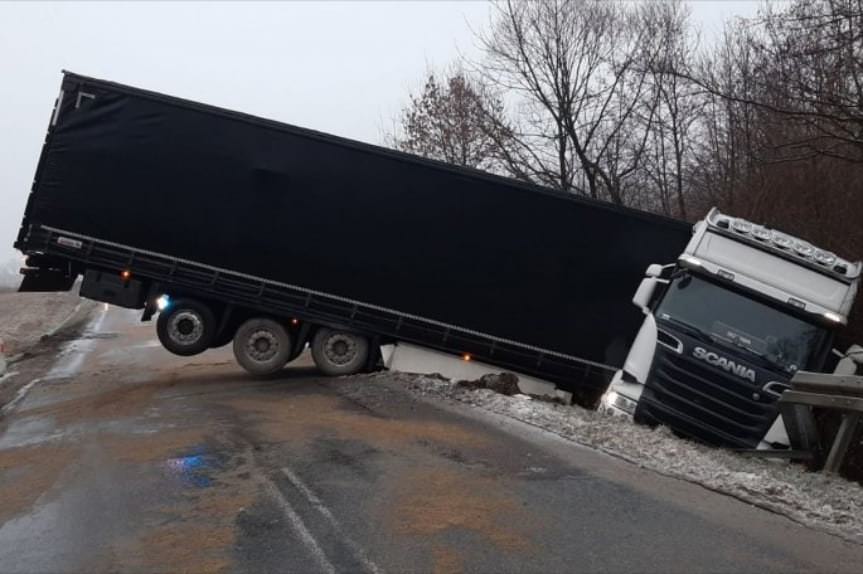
[605,390,637,415]
[156,295,171,311]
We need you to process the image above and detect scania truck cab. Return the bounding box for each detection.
[602,208,861,449]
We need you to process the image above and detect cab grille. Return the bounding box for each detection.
[635,349,779,448]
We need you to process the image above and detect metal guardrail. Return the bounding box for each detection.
[779,371,863,473]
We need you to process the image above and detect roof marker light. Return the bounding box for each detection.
[732,220,752,234]
[787,297,806,309]
[121,270,132,281]
[794,241,814,258]
[679,254,702,267]
[814,250,837,266]
[772,233,793,250]
[751,227,771,242]
[823,311,844,323]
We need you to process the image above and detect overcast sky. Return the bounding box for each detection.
[0,1,762,264]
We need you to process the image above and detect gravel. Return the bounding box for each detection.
[383,371,863,545]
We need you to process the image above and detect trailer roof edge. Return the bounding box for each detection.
[59,70,689,232]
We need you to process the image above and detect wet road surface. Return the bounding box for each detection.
[1,306,862,573]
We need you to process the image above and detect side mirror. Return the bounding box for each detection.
[645,264,664,278]
[633,277,659,312]
[834,344,863,375]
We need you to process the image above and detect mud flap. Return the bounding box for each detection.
[18,267,77,292]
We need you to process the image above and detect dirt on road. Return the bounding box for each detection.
[3,307,863,573]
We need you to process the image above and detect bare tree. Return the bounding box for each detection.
[678,1,863,347]
[688,18,763,213]
[475,0,671,204]
[392,70,511,171]
[637,1,700,219]
[755,0,863,162]
[681,0,863,164]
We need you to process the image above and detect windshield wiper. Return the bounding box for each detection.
[660,315,795,372]
[724,336,765,358]
[658,315,717,345]
[712,333,793,373]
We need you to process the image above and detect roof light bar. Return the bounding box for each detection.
[706,209,857,278]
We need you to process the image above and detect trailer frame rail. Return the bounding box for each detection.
[21,224,615,392]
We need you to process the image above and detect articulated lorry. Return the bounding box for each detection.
[603,210,861,448]
[14,72,860,450]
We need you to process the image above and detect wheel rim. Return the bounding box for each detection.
[245,329,279,362]
[168,311,204,345]
[324,334,357,365]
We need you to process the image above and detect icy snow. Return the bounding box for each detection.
[0,291,85,357]
[385,372,863,545]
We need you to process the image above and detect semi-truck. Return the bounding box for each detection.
[14,72,860,450]
[602,210,861,448]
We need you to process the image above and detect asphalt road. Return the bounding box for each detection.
[1,306,862,574]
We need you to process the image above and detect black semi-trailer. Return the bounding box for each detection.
[15,72,691,397]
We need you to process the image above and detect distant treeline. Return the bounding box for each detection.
[391,0,863,349]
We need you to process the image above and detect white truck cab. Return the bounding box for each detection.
[603,208,861,449]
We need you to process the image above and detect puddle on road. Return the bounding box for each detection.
[43,305,110,382]
[0,413,164,450]
[0,493,70,571]
[109,447,257,574]
[0,416,57,449]
[164,450,225,488]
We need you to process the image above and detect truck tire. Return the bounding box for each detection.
[311,328,369,376]
[232,318,292,376]
[156,299,216,356]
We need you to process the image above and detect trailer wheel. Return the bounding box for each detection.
[233,318,292,376]
[156,299,216,356]
[311,328,369,376]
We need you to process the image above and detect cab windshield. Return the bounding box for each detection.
[654,273,826,373]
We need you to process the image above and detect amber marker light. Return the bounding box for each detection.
[462,353,472,362]
[121,270,132,281]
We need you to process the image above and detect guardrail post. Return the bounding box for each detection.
[824,413,861,474]
[778,371,863,473]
